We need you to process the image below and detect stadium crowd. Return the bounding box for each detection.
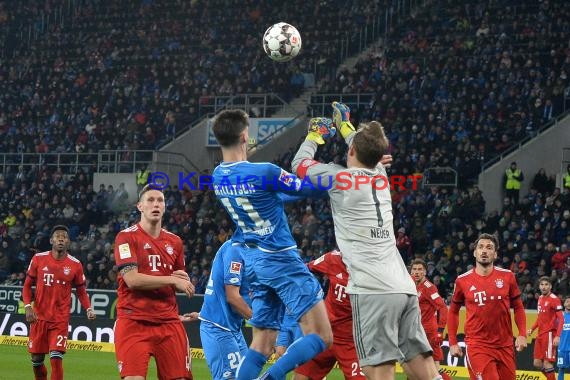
[320,0,570,187]
[1,132,569,309]
[0,0,384,154]
[0,0,569,310]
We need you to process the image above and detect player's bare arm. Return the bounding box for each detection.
[512,293,528,352]
[120,264,195,297]
[225,284,253,320]
[515,335,528,351]
[379,154,393,168]
[179,312,200,323]
[24,304,37,323]
[171,270,190,282]
[86,307,96,320]
[22,272,37,323]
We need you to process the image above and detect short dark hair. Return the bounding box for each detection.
[411,258,427,270]
[212,109,249,147]
[539,276,551,285]
[353,121,389,168]
[50,225,69,237]
[474,233,499,251]
[138,184,163,200]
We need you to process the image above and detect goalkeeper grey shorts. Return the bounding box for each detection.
[350,293,432,367]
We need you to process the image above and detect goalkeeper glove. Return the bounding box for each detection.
[306,117,336,145]
[332,101,355,139]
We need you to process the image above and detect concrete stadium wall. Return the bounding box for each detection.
[478,114,570,213]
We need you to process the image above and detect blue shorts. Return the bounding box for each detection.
[558,350,570,368]
[200,321,248,380]
[276,323,304,347]
[243,247,324,329]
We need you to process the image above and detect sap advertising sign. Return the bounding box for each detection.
[206,118,293,147]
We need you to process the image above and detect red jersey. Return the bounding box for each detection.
[416,278,448,333]
[308,251,352,342]
[114,224,185,323]
[450,266,523,348]
[23,251,89,323]
[531,293,563,336]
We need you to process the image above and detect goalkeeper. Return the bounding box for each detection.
[291,102,443,380]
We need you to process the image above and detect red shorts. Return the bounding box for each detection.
[465,345,515,380]
[114,318,193,380]
[425,330,444,361]
[28,320,69,354]
[533,332,556,362]
[295,338,365,379]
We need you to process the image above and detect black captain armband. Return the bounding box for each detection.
[119,264,138,276]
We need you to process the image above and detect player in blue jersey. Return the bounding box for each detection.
[211,109,334,380]
[275,312,304,358]
[198,240,251,380]
[558,296,570,380]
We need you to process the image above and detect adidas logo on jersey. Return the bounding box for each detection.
[144,243,151,249]
[42,266,49,271]
[469,285,477,291]
[336,273,343,279]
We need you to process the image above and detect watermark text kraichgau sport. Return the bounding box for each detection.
[147,172,422,192]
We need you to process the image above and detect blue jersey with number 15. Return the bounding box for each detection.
[212,161,306,252]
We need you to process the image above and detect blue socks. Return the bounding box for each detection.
[261,334,326,380]
[236,349,268,380]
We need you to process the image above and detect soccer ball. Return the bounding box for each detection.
[262,22,302,62]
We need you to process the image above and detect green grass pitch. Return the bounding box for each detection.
[0,344,471,379]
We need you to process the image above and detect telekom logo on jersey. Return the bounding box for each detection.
[148,255,162,272]
[473,291,487,306]
[334,283,348,302]
[43,273,55,286]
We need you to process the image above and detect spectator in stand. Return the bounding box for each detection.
[533,168,552,196]
[504,162,524,206]
[552,248,570,272]
[396,228,412,263]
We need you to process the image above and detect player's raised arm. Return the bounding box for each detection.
[291,118,345,186]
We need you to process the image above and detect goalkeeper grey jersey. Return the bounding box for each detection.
[292,136,416,295]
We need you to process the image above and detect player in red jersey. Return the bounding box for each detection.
[410,259,451,380]
[448,233,527,380]
[527,276,563,380]
[114,184,195,380]
[293,250,365,380]
[22,225,96,380]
